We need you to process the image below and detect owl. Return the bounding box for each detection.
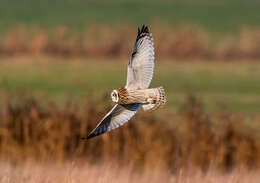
[83,25,166,140]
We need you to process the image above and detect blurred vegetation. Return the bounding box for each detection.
[1,0,260,32]
[1,92,260,172]
[2,162,260,183]
[0,93,259,172]
[1,25,260,59]
[1,60,260,113]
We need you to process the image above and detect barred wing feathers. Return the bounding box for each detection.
[85,104,140,139]
[126,25,155,90]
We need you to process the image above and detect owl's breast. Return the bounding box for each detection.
[116,88,147,104]
[116,88,130,104]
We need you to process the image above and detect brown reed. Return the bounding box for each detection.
[0,93,259,172]
[1,24,260,60]
[1,161,260,183]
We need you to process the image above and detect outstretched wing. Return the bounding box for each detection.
[126,25,155,90]
[84,104,140,140]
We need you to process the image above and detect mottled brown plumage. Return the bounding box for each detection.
[114,87,165,107]
[116,88,130,104]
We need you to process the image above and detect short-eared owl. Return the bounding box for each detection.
[84,25,166,140]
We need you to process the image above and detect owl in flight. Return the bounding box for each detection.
[83,25,166,140]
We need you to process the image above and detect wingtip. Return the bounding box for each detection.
[136,25,150,39]
[81,133,96,140]
[141,25,145,31]
[141,25,149,33]
[145,25,150,33]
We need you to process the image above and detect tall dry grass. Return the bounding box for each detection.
[1,161,260,183]
[0,93,259,172]
[1,24,260,59]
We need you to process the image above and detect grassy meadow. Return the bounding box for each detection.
[1,0,260,32]
[1,58,260,113]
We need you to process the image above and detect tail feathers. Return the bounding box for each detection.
[142,86,166,111]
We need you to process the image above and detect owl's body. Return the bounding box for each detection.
[111,87,166,111]
[84,25,167,140]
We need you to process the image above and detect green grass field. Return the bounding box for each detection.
[1,0,260,32]
[1,58,260,113]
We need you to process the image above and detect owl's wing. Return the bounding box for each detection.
[84,104,140,140]
[126,25,155,90]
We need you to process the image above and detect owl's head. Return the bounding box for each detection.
[111,88,129,104]
[111,89,119,103]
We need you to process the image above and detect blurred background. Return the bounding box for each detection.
[0,0,260,182]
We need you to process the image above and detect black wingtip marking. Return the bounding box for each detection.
[141,24,149,33]
[138,25,150,34]
[81,133,96,140]
[136,25,150,41]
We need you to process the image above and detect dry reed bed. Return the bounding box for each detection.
[1,162,260,183]
[0,94,259,172]
[1,24,260,59]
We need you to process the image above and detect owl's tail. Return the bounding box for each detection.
[142,86,166,111]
